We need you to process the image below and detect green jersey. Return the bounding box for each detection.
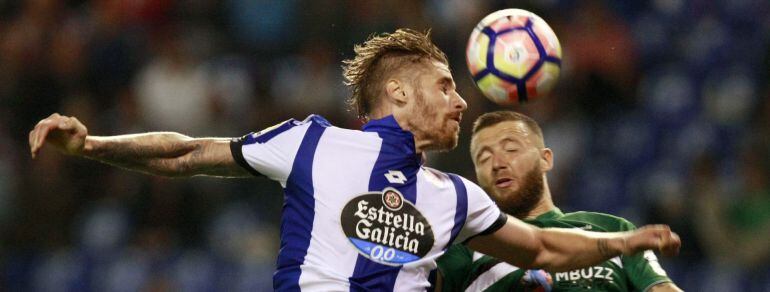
[437,208,672,292]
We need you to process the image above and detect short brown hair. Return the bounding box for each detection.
[472,111,544,146]
[342,29,448,119]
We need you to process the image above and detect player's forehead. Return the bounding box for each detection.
[472,121,532,149]
[414,59,453,83]
[430,60,453,79]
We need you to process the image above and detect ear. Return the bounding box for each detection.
[385,79,409,105]
[540,148,553,172]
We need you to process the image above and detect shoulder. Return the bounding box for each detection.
[274,114,333,129]
[302,114,332,127]
[439,170,484,193]
[241,114,331,143]
[561,211,637,232]
[302,114,383,141]
[422,169,490,200]
[419,167,451,184]
[252,114,378,143]
[278,114,334,130]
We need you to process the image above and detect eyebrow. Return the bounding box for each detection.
[473,137,522,160]
[500,137,522,145]
[438,76,455,88]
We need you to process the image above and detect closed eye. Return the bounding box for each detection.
[477,152,491,164]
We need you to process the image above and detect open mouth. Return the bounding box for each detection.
[495,178,513,188]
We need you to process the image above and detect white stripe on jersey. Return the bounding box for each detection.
[643,250,666,276]
[240,121,311,187]
[393,264,429,292]
[465,262,520,292]
[456,175,506,243]
[390,168,459,291]
[299,127,381,288]
[610,256,623,269]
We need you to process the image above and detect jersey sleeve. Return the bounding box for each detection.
[618,220,674,291]
[436,244,474,292]
[456,177,506,243]
[230,117,313,186]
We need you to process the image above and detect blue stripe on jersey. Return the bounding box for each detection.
[273,117,328,291]
[247,114,331,145]
[250,119,298,144]
[446,174,468,248]
[349,129,421,292]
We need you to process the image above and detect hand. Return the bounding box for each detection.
[622,225,681,257]
[29,113,88,158]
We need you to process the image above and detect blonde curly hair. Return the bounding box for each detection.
[342,29,448,120]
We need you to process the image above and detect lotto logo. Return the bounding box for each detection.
[385,170,407,184]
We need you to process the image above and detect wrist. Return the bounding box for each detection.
[598,235,626,258]
[82,136,98,157]
[614,235,630,255]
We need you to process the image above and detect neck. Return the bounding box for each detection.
[412,136,433,154]
[374,110,432,153]
[521,176,556,220]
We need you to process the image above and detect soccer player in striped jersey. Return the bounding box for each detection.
[29,29,680,291]
[437,111,683,291]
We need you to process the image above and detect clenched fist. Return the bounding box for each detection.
[621,225,681,257]
[29,113,88,158]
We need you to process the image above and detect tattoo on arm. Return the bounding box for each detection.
[87,133,194,173]
[86,133,248,177]
[92,136,193,160]
[597,238,613,258]
[178,139,248,177]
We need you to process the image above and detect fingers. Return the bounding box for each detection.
[660,231,681,257]
[30,120,54,158]
[58,118,73,130]
[68,117,88,137]
[28,130,35,155]
[29,113,65,158]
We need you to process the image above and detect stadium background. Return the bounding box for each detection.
[1,0,768,291]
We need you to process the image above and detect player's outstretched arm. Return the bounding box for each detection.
[29,113,250,178]
[466,215,680,273]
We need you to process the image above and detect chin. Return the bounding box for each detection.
[426,132,459,152]
[494,188,514,201]
[437,136,459,152]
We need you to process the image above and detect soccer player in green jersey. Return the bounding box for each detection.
[437,111,682,292]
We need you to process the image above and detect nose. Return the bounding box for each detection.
[491,154,508,171]
[453,92,468,112]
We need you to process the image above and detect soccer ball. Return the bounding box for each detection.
[467,9,562,105]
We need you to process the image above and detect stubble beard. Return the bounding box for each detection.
[496,164,545,219]
[411,91,458,152]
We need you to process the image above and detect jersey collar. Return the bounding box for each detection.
[362,115,422,164]
[529,207,564,222]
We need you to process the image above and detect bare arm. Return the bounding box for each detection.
[648,282,684,292]
[467,216,680,273]
[29,113,251,178]
[84,134,249,177]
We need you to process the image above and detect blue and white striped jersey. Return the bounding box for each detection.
[230,115,505,291]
